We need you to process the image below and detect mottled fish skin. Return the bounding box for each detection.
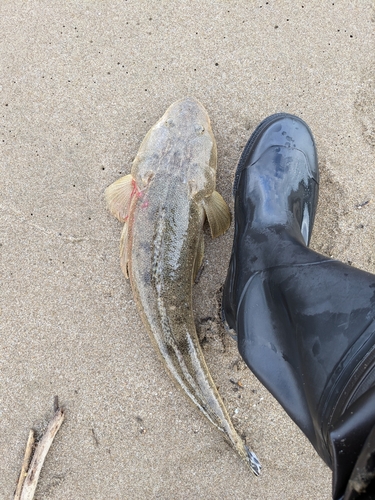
[105,98,261,475]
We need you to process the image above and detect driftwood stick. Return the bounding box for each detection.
[19,408,65,500]
[14,430,35,500]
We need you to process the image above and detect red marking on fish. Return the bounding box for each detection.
[131,179,142,198]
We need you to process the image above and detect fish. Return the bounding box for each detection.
[105,97,261,475]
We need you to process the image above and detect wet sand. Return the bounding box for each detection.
[1,1,374,498]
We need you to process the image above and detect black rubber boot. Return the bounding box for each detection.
[222,114,375,500]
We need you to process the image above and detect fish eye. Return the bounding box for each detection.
[195,124,205,134]
[165,119,174,127]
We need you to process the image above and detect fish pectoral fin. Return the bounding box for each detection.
[193,232,205,282]
[119,221,130,279]
[105,174,135,222]
[203,191,231,238]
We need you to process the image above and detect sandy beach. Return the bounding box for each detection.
[1,1,374,498]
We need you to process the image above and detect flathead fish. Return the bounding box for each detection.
[105,97,260,475]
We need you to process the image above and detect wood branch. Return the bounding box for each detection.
[14,430,35,500]
[18,408,65,500]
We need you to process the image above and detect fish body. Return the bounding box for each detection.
[105,98,260,475]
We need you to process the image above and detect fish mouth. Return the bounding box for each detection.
[176,96,207,111]
[163,97,211,129]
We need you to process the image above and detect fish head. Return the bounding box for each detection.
[162,97,217,196]
[132,98,217,199]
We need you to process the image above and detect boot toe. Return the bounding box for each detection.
[234,113,319,196]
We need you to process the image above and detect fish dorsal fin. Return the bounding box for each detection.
[119,221,130,279]
[105,174,134,222]
[203,191,231,238]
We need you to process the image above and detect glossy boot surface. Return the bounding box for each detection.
[222,114,375,500]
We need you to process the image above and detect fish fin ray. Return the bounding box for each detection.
[105,174,134,222]
[119,222,130,279]
[203,191,231,238]
[193,233,205,282]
